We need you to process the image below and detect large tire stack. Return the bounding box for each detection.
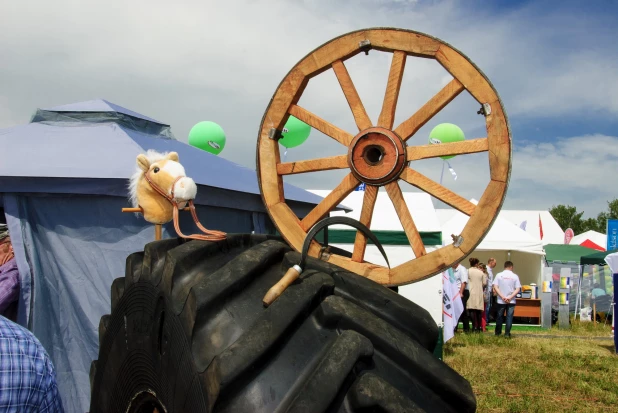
[89,234,475,412]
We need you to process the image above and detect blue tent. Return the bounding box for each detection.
[0,100,339,412]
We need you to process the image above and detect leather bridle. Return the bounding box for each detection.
[143,169,227,242]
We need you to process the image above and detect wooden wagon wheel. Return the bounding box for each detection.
[256,27,512,286]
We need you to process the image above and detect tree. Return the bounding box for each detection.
[581,217,600,233]
[549,198,618,234]
[549,204,584,233]
[596,198,618,232]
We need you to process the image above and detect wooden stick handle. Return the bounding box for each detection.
[262,265,302,307]
[122,207,191,213]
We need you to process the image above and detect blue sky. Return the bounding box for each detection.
[1,0,617,217]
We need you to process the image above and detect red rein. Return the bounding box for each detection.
[143,170,227,242]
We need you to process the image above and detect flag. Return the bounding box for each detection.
[443,269,463,343]
[539,214,544,240]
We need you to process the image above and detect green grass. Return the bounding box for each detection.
[459,319,613,337]
[444,332,618,412]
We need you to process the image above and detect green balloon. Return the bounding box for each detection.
[188,121,226,155]
[428,123,465,160]
[279,116,311,148]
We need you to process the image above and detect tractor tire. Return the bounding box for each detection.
[89,234,475,413]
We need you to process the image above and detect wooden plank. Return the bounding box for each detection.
[435,44,498,105]
[289,105,353,146]
[407,138,489,161]
[394,78,464,141]
[457,179,507,254]
[400,168,476,216]
[366,29,441,57]
[377,51,406,129]
[332,60,373,131]
[384,182,426,258]
[300,173,360,231]
[485,101,511,183]
[258,68,308,207]
[269,202,305,252]
[277,155,348,175]
[297,30,368,78]
[351,185,378,262]
[391,244,463,285]
[258,135,285,206]
[327,254,390,285]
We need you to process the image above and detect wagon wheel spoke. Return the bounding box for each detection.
[400,168,476,216]
[384,182,426,258]
[277,154,348,175]
[289,105,354,146]
[377,51,407,129]
[300,173,361,231]
[332,60,373,130]
[351,185,379,262]
[394,78,464,141]
[407,138,489,161]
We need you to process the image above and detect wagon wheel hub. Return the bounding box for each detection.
[348,127,407,186]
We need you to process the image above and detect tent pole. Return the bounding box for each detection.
[573,264,584,321]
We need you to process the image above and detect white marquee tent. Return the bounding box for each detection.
[438,209,564,246]
[309,189,444,325]
[570,230,607,251]
[499,210,565,245]
[441,204,546,286]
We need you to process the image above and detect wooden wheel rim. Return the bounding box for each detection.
[256,27,512,286]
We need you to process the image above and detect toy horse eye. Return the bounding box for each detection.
[153,167,160,173]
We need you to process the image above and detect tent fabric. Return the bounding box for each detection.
[42,99,168,125]
[604,252,618,274]
[0,99,327,413]
[436,209,565,246]
[570,230,607,251]
[580,239,605,251]
[309,190,440,232]
[0,115,336,213]
[580,248,618,265]
[327,229,442,246]
[2,193,275,413]
[441,207,545,255]
[543,244,600,263]
[486,210,564,245]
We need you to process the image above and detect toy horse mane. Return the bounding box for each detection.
[128,149,172,210]
[128,149,226,241]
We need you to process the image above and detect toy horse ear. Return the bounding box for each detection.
[167,152,179,162]
[137,154,150,172]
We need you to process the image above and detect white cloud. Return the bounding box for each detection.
[0,0,616,216]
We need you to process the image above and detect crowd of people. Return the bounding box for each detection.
[452,257,522,338]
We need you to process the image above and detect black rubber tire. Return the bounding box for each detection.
[89,234,476,413]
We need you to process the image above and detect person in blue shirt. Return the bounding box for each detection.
[0,315,64,412]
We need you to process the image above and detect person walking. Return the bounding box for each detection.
[452,260,470,333]
[467,258,487,333]
[492,261,522,338]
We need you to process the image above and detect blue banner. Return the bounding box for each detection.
[607,219,618,250]
[354,182,366,191]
